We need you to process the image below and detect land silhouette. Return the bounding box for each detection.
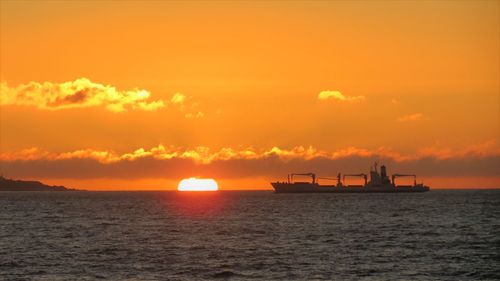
[0,176,76,191]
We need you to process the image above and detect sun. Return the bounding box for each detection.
[178,178,219,191]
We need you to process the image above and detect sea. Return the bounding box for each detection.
[0,190,499,280]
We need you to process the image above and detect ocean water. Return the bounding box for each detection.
[0,190,499,280]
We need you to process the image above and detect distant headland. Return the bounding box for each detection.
[0,176,78,191]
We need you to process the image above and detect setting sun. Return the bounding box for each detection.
[178,178,218,191]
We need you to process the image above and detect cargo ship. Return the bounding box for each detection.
[271,163,430,193]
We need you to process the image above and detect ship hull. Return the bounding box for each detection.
[271,182,430,193]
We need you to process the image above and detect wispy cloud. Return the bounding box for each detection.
[2,141,499,165]
[170,93,186,105]
[0,78,166,112]
[318,90,365,102]
[397,113,425,122]
[185,111,205,119]
[167,92,205,118]
[1,142,499,182]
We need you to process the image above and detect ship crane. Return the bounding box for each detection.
[318,173,342,186]
[392,174,417,186]
[342,174,367,186]
[288,173,316,184]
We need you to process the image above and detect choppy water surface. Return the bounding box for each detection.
[1,190,499,280]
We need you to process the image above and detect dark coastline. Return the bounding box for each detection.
[0,176,77,191]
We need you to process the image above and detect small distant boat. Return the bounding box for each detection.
[271,163,430,193]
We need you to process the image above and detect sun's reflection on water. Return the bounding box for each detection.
[168,191,226,218]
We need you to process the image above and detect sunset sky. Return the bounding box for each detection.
[1,1,499,190]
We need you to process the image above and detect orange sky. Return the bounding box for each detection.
[1,1,499,190]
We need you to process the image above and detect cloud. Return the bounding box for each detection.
[185,111,205,119]
[3,142,499,164]
[167,92,205,118]
[318,90,365,102]
[0,78,166,112]
[397,113,425,122]
[1,78,205,117]
[0,145,371,165]
[2,141,499,181]
[0,140,500,170]
[170,93,186,105]
[416,140,500,160]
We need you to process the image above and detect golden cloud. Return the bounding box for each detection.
[167,92,205,118]
[2,141,499,165]
[170,93,186,105]
[0,78,166,112]
[184,111,205,119]
[2,141,499,182]
[397,113,425,122]
[318,90,365,102]
[416,140,500,160]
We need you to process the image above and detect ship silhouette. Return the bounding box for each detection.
[271,163,430,193]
